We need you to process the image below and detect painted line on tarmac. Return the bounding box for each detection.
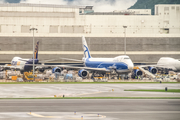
[87,111,180,114]
[28,112,106,119]
[27,113,44,117]
[76,91,102,96]
[0,106,69,108]
[28,113,62,118]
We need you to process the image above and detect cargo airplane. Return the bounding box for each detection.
[34,36,134,78]
[156,57,180,72]
[137,57,180,75]
[0,42,39,73]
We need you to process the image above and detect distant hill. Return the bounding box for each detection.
[129,0,180,15]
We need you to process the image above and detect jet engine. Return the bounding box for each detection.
[148,67,157,74]
[131,69,142,79]
[52,67,61,73]
[133,69,143,76]
[78,69,89,78]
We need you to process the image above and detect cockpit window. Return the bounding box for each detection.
[124,58,129,59]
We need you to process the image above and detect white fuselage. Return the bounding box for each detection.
[157,57,180,71]
[83,55,134,73]
[11,57,29,71]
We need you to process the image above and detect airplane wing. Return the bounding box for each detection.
[39,59,61,63]
[0,65,21,70]
[38,58,83,63]
[58,57,83,62]
[26,64,110,73]
[137,64,177,71]
[154,65,177,71]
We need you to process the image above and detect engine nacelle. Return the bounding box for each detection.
[133,69,143,76]
[52,67,61,73]
[78,69,89,78]
[148,67,157,74]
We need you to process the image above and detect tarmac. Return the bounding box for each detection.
[0,99,179,120]
[0,83,179,98]
[0,83,180,120]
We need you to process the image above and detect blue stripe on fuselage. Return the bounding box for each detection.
[84,59,128,70]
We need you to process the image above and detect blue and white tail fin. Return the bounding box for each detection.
[34,41,39,59]
[82,36,91,58]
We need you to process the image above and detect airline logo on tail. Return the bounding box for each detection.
[82,36,91,58]
[34,41,39,59]
[83,45,91,58]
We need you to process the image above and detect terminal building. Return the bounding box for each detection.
[0,3,179,64]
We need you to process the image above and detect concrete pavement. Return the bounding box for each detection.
[0,99,179,120]
[0,83,179,98]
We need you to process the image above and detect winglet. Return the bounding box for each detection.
[82,36,91,58]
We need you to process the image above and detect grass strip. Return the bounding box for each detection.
[124,89,180,93]
[0,97,180,99]
[0,82,178,84]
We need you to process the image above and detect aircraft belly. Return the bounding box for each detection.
[116,69,130,73]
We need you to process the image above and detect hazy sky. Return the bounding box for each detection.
[0,0,137,12]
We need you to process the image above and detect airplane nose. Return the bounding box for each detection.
[128,63,134,70]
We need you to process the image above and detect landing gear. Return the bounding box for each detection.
[164,69,169,74]
[91,73,95,80]
[124,74,129,80]
[111,69,116,74]
[20,70,24,74]
[118,74,120,80]
[160,68,169,75]
[90,72,107,81]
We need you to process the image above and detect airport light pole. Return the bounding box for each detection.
[30,28,38,80]
[123,26,127,55]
